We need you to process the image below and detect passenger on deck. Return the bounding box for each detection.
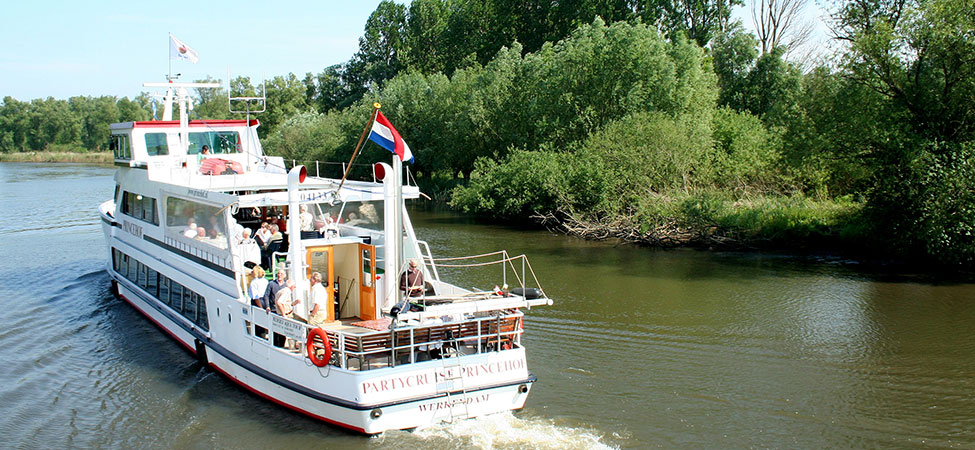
[299,205,314,232]
[255,221,271,247]
[197,145,210,163]
[261,269,288,313]
[195,226,206,240]
[275,279,300,320]
[183,219,198,238]
[240,228,261,267]
[262,224,283,269]
[248,266,268,307]
[400,259,424,297]
[308,271,328,327]
[344,211,366,226]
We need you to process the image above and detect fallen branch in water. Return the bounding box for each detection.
[532,210,752,249]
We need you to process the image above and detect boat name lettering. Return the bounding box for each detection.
[186,188,209,199]
[122,220,143,239]
[360,358,525,394]
[417,394,489,412]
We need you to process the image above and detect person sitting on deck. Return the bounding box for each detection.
[299,205,316,239]
[239,228,261,267]
[197,145,210,163]
[261,224,283,268]
[400,259,424,297]
[183,219,198,238]
[255,221,271,247]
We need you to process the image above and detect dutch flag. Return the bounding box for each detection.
[368,111,414,163]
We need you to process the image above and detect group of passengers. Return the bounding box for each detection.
[182,215,226,243]
[246,266,330,347]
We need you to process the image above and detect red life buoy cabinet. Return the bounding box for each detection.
[306,328,332,367]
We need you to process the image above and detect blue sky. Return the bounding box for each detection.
[1,0,389,100]
[2,1,827,102]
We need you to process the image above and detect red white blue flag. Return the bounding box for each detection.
[368,111,413,163]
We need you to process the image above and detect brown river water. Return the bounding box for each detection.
[1,162,973,449]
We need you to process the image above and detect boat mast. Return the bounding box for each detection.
[144,81,220,150]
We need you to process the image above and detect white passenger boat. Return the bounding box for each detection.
[98,81,552,434]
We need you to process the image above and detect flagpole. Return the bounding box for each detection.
[168,33,172,80]
[336,103,381,195]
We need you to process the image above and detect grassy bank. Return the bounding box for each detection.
[540,191,871,253]
[0,151,113,164]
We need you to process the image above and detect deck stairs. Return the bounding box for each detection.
[438,332,470,422]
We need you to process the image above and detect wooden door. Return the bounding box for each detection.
[358,243,377,320]
[305,246,335,322]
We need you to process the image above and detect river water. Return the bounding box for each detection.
[1,162,973,449]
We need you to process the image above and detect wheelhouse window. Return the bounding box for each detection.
[187,131,241,155]
[165,196,229,249]
[111,134,130,160]
[145,133,169,156]
[121,191,159,225]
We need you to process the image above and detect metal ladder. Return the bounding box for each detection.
[439,332,470,422]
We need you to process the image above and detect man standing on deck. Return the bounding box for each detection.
[261,269,288,313]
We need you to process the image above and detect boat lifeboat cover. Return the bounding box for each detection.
[200,158,243,175]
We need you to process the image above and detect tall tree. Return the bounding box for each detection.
[751,0,814,55]
[662,0,742,47]
[355,0,409,89]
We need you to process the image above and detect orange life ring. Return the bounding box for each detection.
[306,328,332,367]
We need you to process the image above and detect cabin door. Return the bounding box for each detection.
[359,243,377,320]
[305,246,335,322]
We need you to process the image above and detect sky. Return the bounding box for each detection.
[1,0,390,101]
[1,0,829,102]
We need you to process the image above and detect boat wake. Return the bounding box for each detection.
[399,411,618,449]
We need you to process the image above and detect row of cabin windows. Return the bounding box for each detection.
[112,131,242,160]
[112,248,209,331]
[121,191,158,225]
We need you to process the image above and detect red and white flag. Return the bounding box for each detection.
[169,33,199,64]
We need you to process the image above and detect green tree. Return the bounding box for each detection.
[829,0,975,263]
[262,73,313,137]
[193,76,231,120]
[0,97,31,152]
[662,0,742,47]
[70,96,120,151]
[29,98,82,150]
[710,21,759,108]
[355,0,409,90]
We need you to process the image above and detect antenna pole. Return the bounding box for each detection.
[336,103,381,195]
[168,33,172,80]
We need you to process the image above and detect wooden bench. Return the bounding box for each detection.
[344,332,393,370]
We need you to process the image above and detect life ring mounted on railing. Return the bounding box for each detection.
[306,328,332,367]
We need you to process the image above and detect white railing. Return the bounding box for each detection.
[244,303,524,371]
[424,250,547,300]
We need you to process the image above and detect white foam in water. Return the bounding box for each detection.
[409,411,617,449]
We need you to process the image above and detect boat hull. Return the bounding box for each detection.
[109,271,534,434]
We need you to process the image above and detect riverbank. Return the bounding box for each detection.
[0,151,112,164]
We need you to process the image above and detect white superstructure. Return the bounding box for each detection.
[98,82,552,434]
